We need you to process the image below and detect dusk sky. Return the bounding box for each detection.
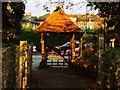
[25,0,98,17]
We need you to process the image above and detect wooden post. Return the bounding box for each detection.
[3,80,6,88]
[71,34,76,63]
[41,33,44,59]
[80,37,83,57]
[20,41,27,88]
[98,37,104,90]
[39,33,47,68]
[24,51,28,88]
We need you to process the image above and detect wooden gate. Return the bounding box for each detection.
[46,51,69,67]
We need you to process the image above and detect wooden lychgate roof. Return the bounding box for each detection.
[35,5,82,33]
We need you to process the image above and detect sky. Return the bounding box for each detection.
[25,0,98,17]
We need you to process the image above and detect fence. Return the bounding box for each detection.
[2,41,33,89]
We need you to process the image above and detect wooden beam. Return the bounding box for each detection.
[71,34,76,63]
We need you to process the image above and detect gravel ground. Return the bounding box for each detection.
[30,67,98,89]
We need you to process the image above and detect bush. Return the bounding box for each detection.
[21,28,41,51]
[102,48,120,89]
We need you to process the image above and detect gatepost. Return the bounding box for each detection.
[98,37,104,90]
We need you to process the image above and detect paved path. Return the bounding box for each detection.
[30,55,98,89]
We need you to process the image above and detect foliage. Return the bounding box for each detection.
[2,44,33,88]
[90,2,120,47]
[45,33,70,49]
[102,48,120,89]
[2,2,25,45]
[91,2,120,29]
[21,29,82,52]
[82,33,99,63]
[2,46,17,88]
[88,2,120,89]
[21,28,41,51]
[45,33,83,49]
[74,32,98,79]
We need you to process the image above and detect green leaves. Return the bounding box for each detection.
[91,2,120,47]
[102,48,120,89]
[2,2,25,45]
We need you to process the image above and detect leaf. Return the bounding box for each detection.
[115,71,119,76]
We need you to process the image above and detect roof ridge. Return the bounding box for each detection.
[53,4,64,13]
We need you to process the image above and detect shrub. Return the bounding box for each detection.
[102,48,120,89]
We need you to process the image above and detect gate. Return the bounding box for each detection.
[46,51,69,67]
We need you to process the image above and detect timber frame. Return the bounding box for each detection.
[35,5,84,67]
